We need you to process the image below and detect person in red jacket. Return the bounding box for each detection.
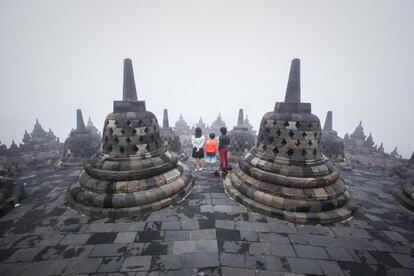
[204,133,218,172]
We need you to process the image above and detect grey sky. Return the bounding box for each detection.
[0,0,413,157]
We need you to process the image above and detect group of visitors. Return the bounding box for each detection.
[191,126,230,174]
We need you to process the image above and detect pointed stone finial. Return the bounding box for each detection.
[323,111,333,131]
[284,58,301,103]
[237,109,244,127]
[163,109,169,128]
[76,109,86,131]
[359,121,362,126]
[123,58,138,101]
[179,113,183,120]
[35,118,40,125]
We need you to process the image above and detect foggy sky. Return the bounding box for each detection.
[0,0,413,157]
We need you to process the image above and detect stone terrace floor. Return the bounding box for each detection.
[0,161,413,276]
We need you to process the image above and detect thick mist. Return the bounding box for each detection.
[0,0,413,157]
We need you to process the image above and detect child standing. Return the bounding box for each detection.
[204,133,218,172]
[191,127,205,171]
[218,127,230,172]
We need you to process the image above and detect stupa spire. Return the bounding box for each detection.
[284,58,301,103]
[163,109,169,128]
[122,58,138,101]
[76,109,86,131]
[237,109,244,127]
[323,111,333,131]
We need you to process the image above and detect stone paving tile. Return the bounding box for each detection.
[222,266,256,276]
[120,255,152,271]
[318,260,345,276]
[220,252,245,267]
[325,246,355,262]
[390,253,414,269]
[293,245,330,260]
[181,252,219,268]
[4,247,44,262]
[64,257,103,274]
[114,232,137,244]
[60,233,91,245]
[90,243,128,257]
[21,259,70,276]
[287,257,323,275]
[97,256,125,273]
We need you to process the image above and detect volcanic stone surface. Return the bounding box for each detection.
[0,160,412,275]
[393,178,414,212]
[67,58,193,218]
[224,59,358,224]
[229,109,255,160]
[57,109,101,169]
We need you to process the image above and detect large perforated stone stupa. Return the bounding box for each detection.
[67,59,193,217]
[57,109,101,168]
[229,109,255,161]
[224,59,358,224]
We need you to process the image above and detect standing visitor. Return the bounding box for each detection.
[204,133,218,172]
[191,127,205,171]
[218,127,230,172]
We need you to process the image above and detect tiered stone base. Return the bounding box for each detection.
[224,153,358,224]
[393,181,414,212]
[67,162,193,218]
[0,178,25,216]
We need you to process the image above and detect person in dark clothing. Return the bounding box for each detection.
[218,127,230,171]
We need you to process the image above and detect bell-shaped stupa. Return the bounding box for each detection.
[229,109,255,160]
[321,111,345,161]
[58,109,101,168]
[224,59,358,224]
[160,109,182,154]
[67,59,193,217]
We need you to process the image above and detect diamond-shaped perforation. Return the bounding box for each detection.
[308,140,313,146]
[109,129,114,135]
[126,137,131,143]
[133,145,139,153]
[313,149,318,156]
[287,149,294,156]
[262,145,267,151]
[121,129,125,135]
[302,132,307,138]
[276,129,282,136]
[146,144,151,151]
[295,140,301,147]
[301,149,307,157]
[144,127,149,133]
[281,139,287,146]
[283,121,289,127]
[119,146,125,154]
[126,120,132,127]
[272,147,279,155]
[295,122,301,128]
[288,131,295,138]
[268,137,274,143]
